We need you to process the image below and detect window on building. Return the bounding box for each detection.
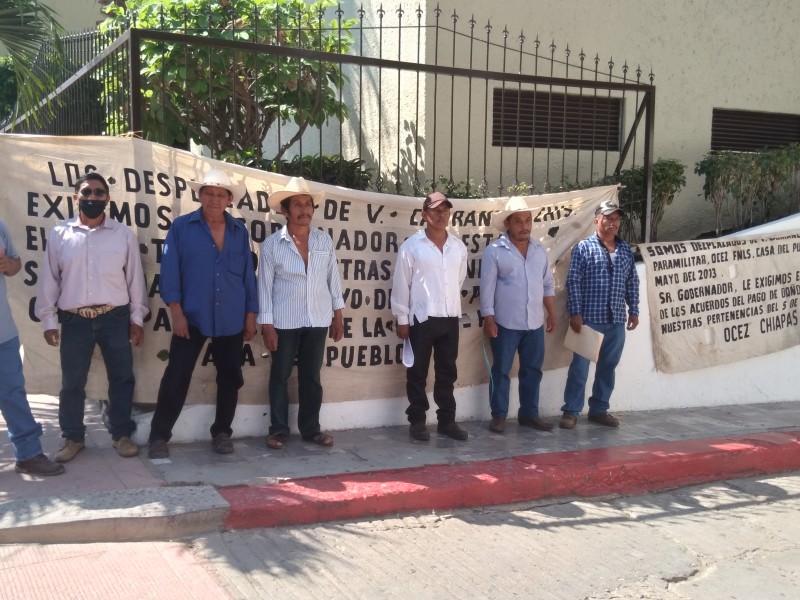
[711,108,800,151]
[492,88,622,151]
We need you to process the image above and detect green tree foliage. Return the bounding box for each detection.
[0,0,64,127]
[0,56,16,121]
[102,0,356,160]
[618,159,686,242]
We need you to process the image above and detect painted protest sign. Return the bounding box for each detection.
[1,134,611,407]
[640,232,800,373]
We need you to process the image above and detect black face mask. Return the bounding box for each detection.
[79,199,106,219]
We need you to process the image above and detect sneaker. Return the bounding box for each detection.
[212,433,234,454]
[148,439,169,459]
[437,422,469,441]
[489,417,506,433]
[588,412,620,428]
[113,436,140,458]
[55,439,85,463]
[409,422,430,441]
[15,454,65,476]
[518,416,554,431]
[559,414,578,430]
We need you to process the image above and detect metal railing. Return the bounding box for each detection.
[4,3,656,240]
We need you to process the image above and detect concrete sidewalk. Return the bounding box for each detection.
[2,395,799,543]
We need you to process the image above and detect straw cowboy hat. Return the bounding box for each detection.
[187,168,247,201]
[267,176,326,211]
[490,196,535,232]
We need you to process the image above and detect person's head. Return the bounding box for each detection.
[74,173,110,222]
[490,196,533,243]
[421,191,453,232]
[594,200,624,238]
[267,177,325,223]
[280,193,316,226]
[187,168,247,213]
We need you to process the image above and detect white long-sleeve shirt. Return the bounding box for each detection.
[391,230,468,326]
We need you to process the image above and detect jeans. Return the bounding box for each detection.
[268,326,327,439]
[562,321,626,417]
[489,324,545,419]
[150,326,244,442]
[59,307,136,442]
[0,336,44,461]
[406,317,459,425]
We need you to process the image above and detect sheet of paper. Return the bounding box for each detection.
[564,324,604,362]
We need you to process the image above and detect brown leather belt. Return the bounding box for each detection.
[66,304,116,319]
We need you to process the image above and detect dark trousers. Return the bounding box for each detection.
[59,307,136,442]
[149,326,244,442]
[268,326,327,439]
[406,316,459,425]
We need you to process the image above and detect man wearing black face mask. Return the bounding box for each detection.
[35,173,149,463]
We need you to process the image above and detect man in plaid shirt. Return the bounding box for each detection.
[560,200,639,429]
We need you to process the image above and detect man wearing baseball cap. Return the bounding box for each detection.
[391,191,469,441]
[560,199,639,429]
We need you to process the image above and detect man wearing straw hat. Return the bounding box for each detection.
[391,191,469,442]
[147,168,258,458]
[258,176,344,449]
[481,196,557,434]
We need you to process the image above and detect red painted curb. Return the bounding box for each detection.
[220,430,800,530]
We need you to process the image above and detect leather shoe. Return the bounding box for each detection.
[489,417,506,433]
[113,436,139,458]
[518,416,554,431]
[437,422,469,441]
[409,422,430,441]
[212,433,234,454]
[559,414,578,429]
[15,454,65,476]
[588,412,620,427]
[55,439,85,463]
[148,439,169,459]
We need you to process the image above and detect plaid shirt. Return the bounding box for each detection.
[566,234,639,324]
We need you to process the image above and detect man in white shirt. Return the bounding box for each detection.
[35,173,149,463]
[258,177,344,449]
[391,192,469,441]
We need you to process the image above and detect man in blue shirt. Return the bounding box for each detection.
[148,169,258,458]
[481,197,556,434]
[257,177,344,449]
[1,220,64,476]
[561,200,639,429]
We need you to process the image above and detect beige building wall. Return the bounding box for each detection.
[43,0,107,31]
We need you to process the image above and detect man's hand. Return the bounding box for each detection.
[129,323,144,347]
[0,254,21,276]
[243,313,257,342]
[482,315,498,338]
[43,329,60,347]
[261,324,278,352]
[569,315,583,334]
[396,323,410,340]
[627,315,639,331]
[168,303,190,339]
[545,314,556,333]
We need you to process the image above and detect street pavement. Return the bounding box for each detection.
[1,394,799,545]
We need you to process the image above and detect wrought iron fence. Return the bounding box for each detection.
[4,2,657,239]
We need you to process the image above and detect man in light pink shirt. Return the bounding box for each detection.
[35,173,149,463]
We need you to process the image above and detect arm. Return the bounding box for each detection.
[565,244,585,333]
[543,295,556,333]
[480,246,498,338]
[34,229,63,343]
[390,244,413,331]
[0,255,21,276]
[624,246,641,330]
[257,238,277,351]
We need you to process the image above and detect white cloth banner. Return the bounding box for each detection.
[640,233,800,373]
[1,134,615,406]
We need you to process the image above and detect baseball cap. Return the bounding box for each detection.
[595,200,624,216]
[423,191,453,211]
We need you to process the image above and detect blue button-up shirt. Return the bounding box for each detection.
[566,233,639,324]
[480,234,554,331]
[160,208,258,337]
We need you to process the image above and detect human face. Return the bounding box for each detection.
[505,211,532,244]
[199,186,232,217]
[422,204,451,232]
[595,211,621,240]
[282,194,315,227]
[75,180,110,222]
